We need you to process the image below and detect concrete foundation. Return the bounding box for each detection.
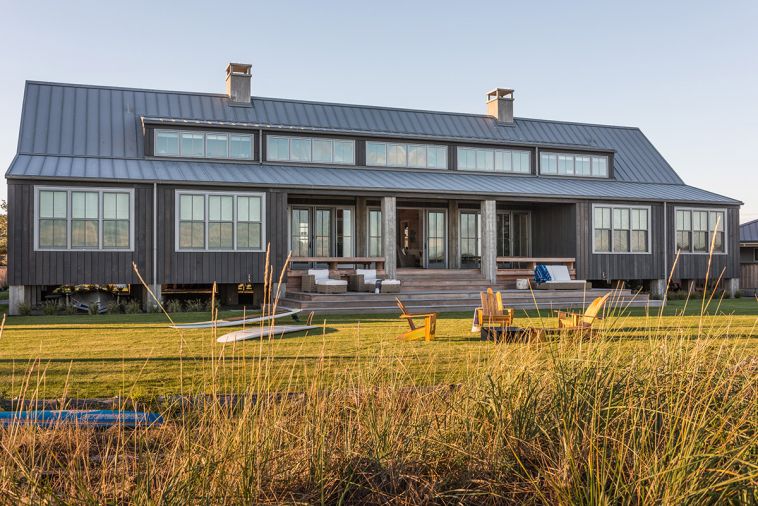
[724,278,739,298]
[9,285,32,316]
[142,284,162,312]
[649,279,667,300]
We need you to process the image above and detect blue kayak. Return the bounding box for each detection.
[0,410,163,427]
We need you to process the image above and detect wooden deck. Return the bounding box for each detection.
[280,268,658,314]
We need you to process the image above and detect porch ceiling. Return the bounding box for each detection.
[6,154,741,205]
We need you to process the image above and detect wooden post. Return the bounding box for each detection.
[480,200,497,283]
[382,196,397,279]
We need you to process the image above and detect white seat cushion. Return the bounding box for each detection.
[308,269,330,282]
[315,279,347,286]
[356,268,378,283]
[380,279,401,286]
[546,265,572,281]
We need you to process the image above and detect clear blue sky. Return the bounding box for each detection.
[1,0,756,222]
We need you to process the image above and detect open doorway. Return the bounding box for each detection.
[397,208,447,269]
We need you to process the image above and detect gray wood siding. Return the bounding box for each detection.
[575,201,665,281]
[667,205,740,280]
[158,186,288,284]
[7,180,153,285]
[531,204,577,257]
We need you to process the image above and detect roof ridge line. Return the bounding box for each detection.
[26,81,642,131]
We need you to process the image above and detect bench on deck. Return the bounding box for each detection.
[288,257,386,292]
[496,257,576,288]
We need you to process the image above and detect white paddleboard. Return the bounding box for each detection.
[171,308,302,329]
[217,325,319,343]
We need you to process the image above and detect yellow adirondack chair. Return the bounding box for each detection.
[396,298,437,341]
[476,288,514,333]
[556,293,611,330]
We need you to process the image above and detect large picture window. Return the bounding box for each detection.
[366,142,447,169]
[35,187,133,251]
[457,147,530,173]
[154,129,253,160]
[540,152,609,177]
[592,205,650,253]
[176,191,265,251]
[675,208,726,254]
[267,136,355,165]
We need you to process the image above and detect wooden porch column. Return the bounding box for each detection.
[480,199,497,283]
[355,197,367,257]
[448,200,460,269]
[382,196,397,279]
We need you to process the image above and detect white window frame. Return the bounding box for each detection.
[34,186,135,252]
[457,147,531,174]
[266,135,355,165]
[591,204,651,254]
[153,129,254,160]
[540,151,610,178]
[458,210,481,261]
[175,190,266,252]
[673,207,728,255]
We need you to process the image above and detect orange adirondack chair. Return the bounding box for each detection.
[396,298,437,341]
[476,288,514,333]
[556,293,611,330]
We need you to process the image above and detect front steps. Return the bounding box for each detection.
[279,288,660,315]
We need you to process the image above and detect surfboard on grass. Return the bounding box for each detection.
[0,410,163,428]
[171,307,302,329]
[217,325,319,343]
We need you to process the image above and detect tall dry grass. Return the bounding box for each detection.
[0,243,756,504]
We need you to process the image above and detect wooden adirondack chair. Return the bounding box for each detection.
[556,292,611,330]
[395,298,437,341]
[476,288,515,339]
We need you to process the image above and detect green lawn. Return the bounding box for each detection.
[1,299,756,399]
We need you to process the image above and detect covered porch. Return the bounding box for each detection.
[285,194,579,292]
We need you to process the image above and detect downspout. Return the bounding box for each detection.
[662,201,668,303]
[153,182,158,288]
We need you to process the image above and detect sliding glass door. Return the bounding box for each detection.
[496,211,530,257]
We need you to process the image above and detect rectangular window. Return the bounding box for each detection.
[366,142,447,169]
[102,192,130,249]
[368,209,383,256]
[36,187,133,251]
[179,194,206,249]
[229,134,253,159]
[237,196,263,250]
[154,130,253,160]
[541,152,609,178]
[266,136,354,165]
[205,133,229,158]
[38,190,68,248]
[675,207,727,254]
[207,195,234,249]
[181,132,205,157]
[70,191,99,248]
[155,131,179,156]
[457,147,530,173]
[593,205,649,253]
[336,208,353,257]
[176,191,266,251]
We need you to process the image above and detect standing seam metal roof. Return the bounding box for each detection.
[12,81,689,186]
[740,219,758,242]
[6,154,740,205]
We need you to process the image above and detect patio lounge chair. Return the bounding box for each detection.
[556,292,611,330]
[395,298,437,341]
[473,288,514,340]
[348,269,401,293]
[301,269,348,294]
